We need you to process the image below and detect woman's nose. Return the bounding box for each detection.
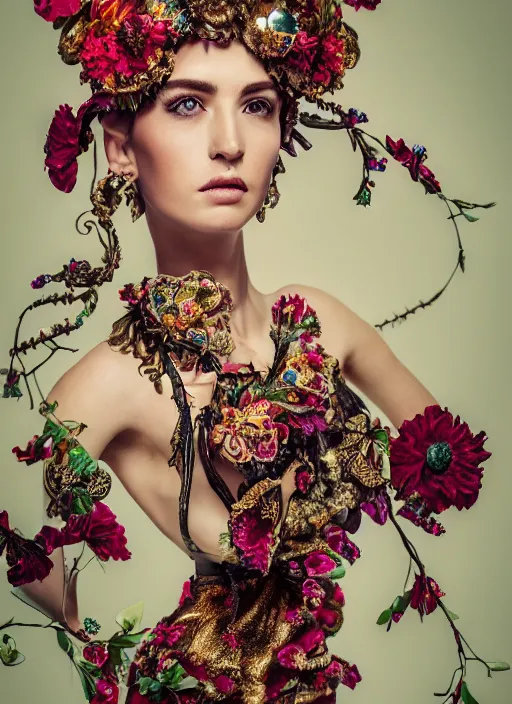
[208,108,244,162]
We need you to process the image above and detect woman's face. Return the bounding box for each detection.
[128,38,283,234]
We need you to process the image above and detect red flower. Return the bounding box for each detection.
[12,434,54,465]
[390,404,492,514]
[33,0,81,23]
[44,95,113,193]
[271,294,320,337]
[178,578,194,606]
[91,678,119,704]
[0,512,54,587]
[410,573,445,618]
[83,643,110,668]
[385,136,442,194]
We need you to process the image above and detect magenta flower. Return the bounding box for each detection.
[33,0,80,23]
[230,505,275,573]
[361,491,389,525]
[90,678,119,704]
[304,551,337,577]
[332,583,346,606]
[277,628,325,669]
[221,631,239,649]
[151,622,187,648]
[390,404,492,514]
[12,434,53,465]
[302,578,326,607]
[271,294,320,336]
[323,525,361,564]
[344,0,382,11]
[213,674,235,695]
[178,578,194,606]
[341,662,362,689]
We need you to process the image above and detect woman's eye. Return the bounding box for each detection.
[167,97,202,116]
[245,99,274,116]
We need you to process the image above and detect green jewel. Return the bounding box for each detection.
[426,441,452,474]
[3,382,22,398]
[267,9,299,35]
[83,617,101,635]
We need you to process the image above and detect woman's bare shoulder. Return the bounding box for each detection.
[270,283,369,369]
[44,340,150,458]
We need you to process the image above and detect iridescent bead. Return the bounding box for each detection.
[283,369,297,384]
[266,9,299,35]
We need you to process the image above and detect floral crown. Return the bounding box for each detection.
[39,0,368,192]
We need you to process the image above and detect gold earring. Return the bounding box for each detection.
[256,155,286,223]
[91,170,145,226]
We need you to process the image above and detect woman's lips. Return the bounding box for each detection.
[200,187,246,204]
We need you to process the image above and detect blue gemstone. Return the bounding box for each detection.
[267,9,299,35]
[283,369,297,384]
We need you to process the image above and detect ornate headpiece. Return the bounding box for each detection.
[2,0,495,407]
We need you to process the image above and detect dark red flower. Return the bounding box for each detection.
[410,573,445,618]
[83,642,110,668]
[340,661,362,689]
[323,525,361,564]
[271,294,320,336]
[390,404,492,514]
[33,0,81,23]
[0,512,54,587]
[44,95,113,193]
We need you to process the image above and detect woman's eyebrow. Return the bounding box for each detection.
[161,79,278,96]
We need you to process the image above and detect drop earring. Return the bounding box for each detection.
[91,169,145,225]
[256,155,286,223]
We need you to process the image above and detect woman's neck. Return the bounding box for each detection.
[148,216,268,340]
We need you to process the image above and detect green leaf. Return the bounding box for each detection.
[391,595,407,613]
[138,676,163,698]
[68,444,98,478]
[157,662,187,688]
[108,630,147,648]
[377,608,392,625]
[71,487,94,515]
[76,662,98,701]
[445,607,459,621]
[174,676,200,692]
[461,681,480,704]
[107,645,123,667]
[0,634,26,666]
[462,212,480,222]
[115,601,144,634]
[485,661,510,671]
[76,658,102,679]
[56,630,74,658]
[329,564,346,580]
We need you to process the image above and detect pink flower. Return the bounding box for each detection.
[295,468,313,494]
[230,505,274,573]
[271,294,320,336]
[361,491,389,525]
[410,573,445,617]
[277,628,326,669]
[91,678,119,704]
[332,583,346,606]
[390,404,492,513]
[302,578,326,607]
[151,622,187,648]
[341,662,362,689]
[179,578,194,606]
[323,525,361,564]
[12,434,53,465]
[83,643,109,668]
[304,551,337,577]
[33,0,80,23]
[311,605,340,628]
[320,34,345,73]
[213,674,235,694]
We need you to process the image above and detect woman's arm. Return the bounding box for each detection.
[15,341,134,633]
[339,306,439,429]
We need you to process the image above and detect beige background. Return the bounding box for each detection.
[1,1,511,702]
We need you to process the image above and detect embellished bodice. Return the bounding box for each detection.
[107,270,391,575]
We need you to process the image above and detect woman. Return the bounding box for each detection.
[0,2,508,703]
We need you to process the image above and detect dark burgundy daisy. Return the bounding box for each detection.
[390,404,492,514]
